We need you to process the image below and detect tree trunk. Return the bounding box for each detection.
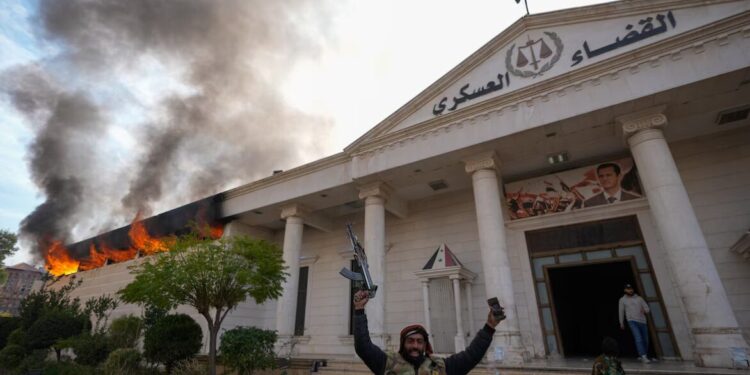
[209,326,219,375]
[55,347,61,362]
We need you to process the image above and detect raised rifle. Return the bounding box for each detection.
[339,224,378,298]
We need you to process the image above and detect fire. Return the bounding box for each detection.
[45,241,80,276]
[102,242,138,263]
[128,214,172,255]
[43,211,224,275]
[207,225,224,239]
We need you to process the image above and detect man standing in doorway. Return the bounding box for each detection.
[584,163,640,208]
[619,283,652,363]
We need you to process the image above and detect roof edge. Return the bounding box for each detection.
[344,0,741,153]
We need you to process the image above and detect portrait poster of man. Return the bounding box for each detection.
[504,157,643,220]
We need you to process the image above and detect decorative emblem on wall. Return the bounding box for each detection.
[505,31,563,78]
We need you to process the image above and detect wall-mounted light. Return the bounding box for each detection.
[547,152,569,165]
[428,179,448,191]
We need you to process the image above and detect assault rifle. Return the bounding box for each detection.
[339,224,378,298]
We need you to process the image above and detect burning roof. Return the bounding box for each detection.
[45,195,225,276]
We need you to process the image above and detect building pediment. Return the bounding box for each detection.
[345,0,749,154]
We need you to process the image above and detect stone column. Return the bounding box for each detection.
[464,281,476,334]
[464,151,527,363]
[452,276,467,351]
[276,204,307,351]
[618,106,749,368]
[358,182,390,347]
[422,280,432,336]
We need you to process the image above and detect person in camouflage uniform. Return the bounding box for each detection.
[353,290,503,375]
[592,337,626,375]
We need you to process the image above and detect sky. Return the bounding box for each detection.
[0,0,609,267]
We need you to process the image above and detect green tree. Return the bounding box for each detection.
[102,348,142,375]
[0,344,25,369]
[83,294,119,334]
[119,234,286,375]
[220,326,277,375]
[26,309,87,361]
[0,229,19,284]
[18,278,83,329]
[144,314,202,374]
[107,315,143,350]
[0,316,21,348]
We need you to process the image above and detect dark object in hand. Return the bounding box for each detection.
[487,297,506,320]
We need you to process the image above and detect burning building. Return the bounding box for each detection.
[44,195,225,276]
[45,0,750,371]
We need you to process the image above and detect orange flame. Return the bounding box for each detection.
[129,214,172,255]
[204,224,224,239]
[44,212,224,275]
[102,242,138,263]
[45,241,80,276]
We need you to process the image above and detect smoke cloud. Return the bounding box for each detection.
[2,0,337,261]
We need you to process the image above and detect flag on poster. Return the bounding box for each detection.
[504,158,643,220]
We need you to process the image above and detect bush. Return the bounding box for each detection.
[27,310,87,350]
[42,360,97,375]
[219,326,277,375]
[6,327,26,347]
[0,344,25,370]
[14,349,48,374]
[108,315,143,350]
[172,358,207,375]
[0,317,20,348]
[102,348,142,374]
[144,314,202,373]
[71,332,111,366]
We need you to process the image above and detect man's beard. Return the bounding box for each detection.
[404,351,425,366]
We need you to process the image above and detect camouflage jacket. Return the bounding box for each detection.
[353,310,494,375]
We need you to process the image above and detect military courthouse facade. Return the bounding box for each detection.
[61,0,750,369]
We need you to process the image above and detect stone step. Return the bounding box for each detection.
[311,357,749,375]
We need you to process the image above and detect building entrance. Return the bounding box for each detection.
[547,260,654,358]
[526,216,679,359]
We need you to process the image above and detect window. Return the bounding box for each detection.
[348,259,363,335]
[294,266,309,336]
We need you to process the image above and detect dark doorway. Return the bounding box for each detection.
[547,260,656,358]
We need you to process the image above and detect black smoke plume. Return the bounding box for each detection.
[2,0,336,261]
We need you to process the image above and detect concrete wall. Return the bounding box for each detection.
[673,126,750,344]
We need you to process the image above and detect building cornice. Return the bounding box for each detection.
[222,152,350,200]
[344,0,743,152]
[347,11,750,159]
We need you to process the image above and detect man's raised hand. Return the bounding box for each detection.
[353,290,370,310]
[486,309,504,328]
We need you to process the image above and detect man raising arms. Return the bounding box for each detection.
[353,290,503,375]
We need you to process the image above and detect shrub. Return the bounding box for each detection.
[144,314,202,374]
[0,316,20,348]
[172,358,207,375]
[219,326,277,375]
[27,310,87,361]
[42,360,97,375]
[14,349,48,374]
[102,348,142,375]
[0,344,25,369]
[71,332,111,366]
[108,315,143,350]
[6,327,26,347]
